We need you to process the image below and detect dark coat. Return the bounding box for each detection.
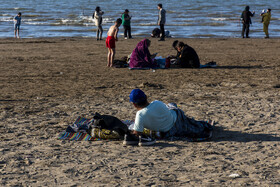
[177,45,200,68]
[241,6,254,24]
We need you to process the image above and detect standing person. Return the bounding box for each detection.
[241,6,255,38]
[121,9,132,39]
[106,18,122,67]
[93,6,104,40]
[157,4,166,41]
[14,12,22,39]
[261,9,271,38]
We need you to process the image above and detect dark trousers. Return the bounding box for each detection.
[96,25,103,39]
[160,24,165,40]
[242,24,250,38]
[123,25,132,38]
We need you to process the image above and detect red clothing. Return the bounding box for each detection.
[106,36,116,48]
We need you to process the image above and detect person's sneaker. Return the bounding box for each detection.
[123,134,139,145]
[124,37,128,39]
[138,135,156,146]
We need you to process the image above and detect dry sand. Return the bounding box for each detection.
[0,37,280,186]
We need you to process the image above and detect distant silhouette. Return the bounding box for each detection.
[241,6,255,38]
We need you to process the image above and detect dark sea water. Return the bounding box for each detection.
[0,0,279,38]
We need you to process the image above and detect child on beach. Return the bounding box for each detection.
[14,12,22,38]
[106,18,122,67]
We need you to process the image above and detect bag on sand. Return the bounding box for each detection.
[91,112,129,138]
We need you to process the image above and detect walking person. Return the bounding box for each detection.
[121,9,132,39]
[14,12,22,39]
[261,9,271,38]
[241,6,255,38]
[157,4,166,41]
[93,6,104,40]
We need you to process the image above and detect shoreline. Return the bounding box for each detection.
[1,35,280,40]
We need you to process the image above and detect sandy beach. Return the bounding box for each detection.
[0,37,279,186]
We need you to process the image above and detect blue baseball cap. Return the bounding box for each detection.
[129,89,147,103]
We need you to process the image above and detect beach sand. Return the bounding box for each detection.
[0,37,279,186]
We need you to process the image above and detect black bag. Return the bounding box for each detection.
[92,112,129,137]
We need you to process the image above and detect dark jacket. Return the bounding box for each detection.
[177,45,200,68]
[158,8,166,25]
[241,6,254,24]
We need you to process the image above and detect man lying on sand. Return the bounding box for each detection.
[123,89,213,146]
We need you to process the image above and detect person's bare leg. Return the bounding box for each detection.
[14,29,17,38]
[110,48,115,67]
[17,29,20,38]
[107,48,111,67]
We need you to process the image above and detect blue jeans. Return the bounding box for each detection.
[164,104,213,138]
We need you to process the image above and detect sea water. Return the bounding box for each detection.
[0,0,279,38]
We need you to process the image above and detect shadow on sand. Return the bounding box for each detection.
[154,125,280,148]
[212,126,280,142]
[214,65,265,69]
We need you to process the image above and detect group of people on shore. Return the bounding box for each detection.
[102,4,272,68]
[94,4,166,42]
[13,5,272,41]
[241,6,272,38]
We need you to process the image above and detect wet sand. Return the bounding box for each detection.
[0,37,279,186]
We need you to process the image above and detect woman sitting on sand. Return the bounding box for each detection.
[129,39,158,69]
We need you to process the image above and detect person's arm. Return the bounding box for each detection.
[150,53,157,59]
[251,11,255,17]
[132,112,145,135]
[261,12,267,17]
[176,51,181,59]
[158,10,161,25]
[114,27,119,41]
[94,12,99,19]
[124,15,131,21]
[240,12,244,23]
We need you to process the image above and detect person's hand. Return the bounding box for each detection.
[151,53,157,59]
